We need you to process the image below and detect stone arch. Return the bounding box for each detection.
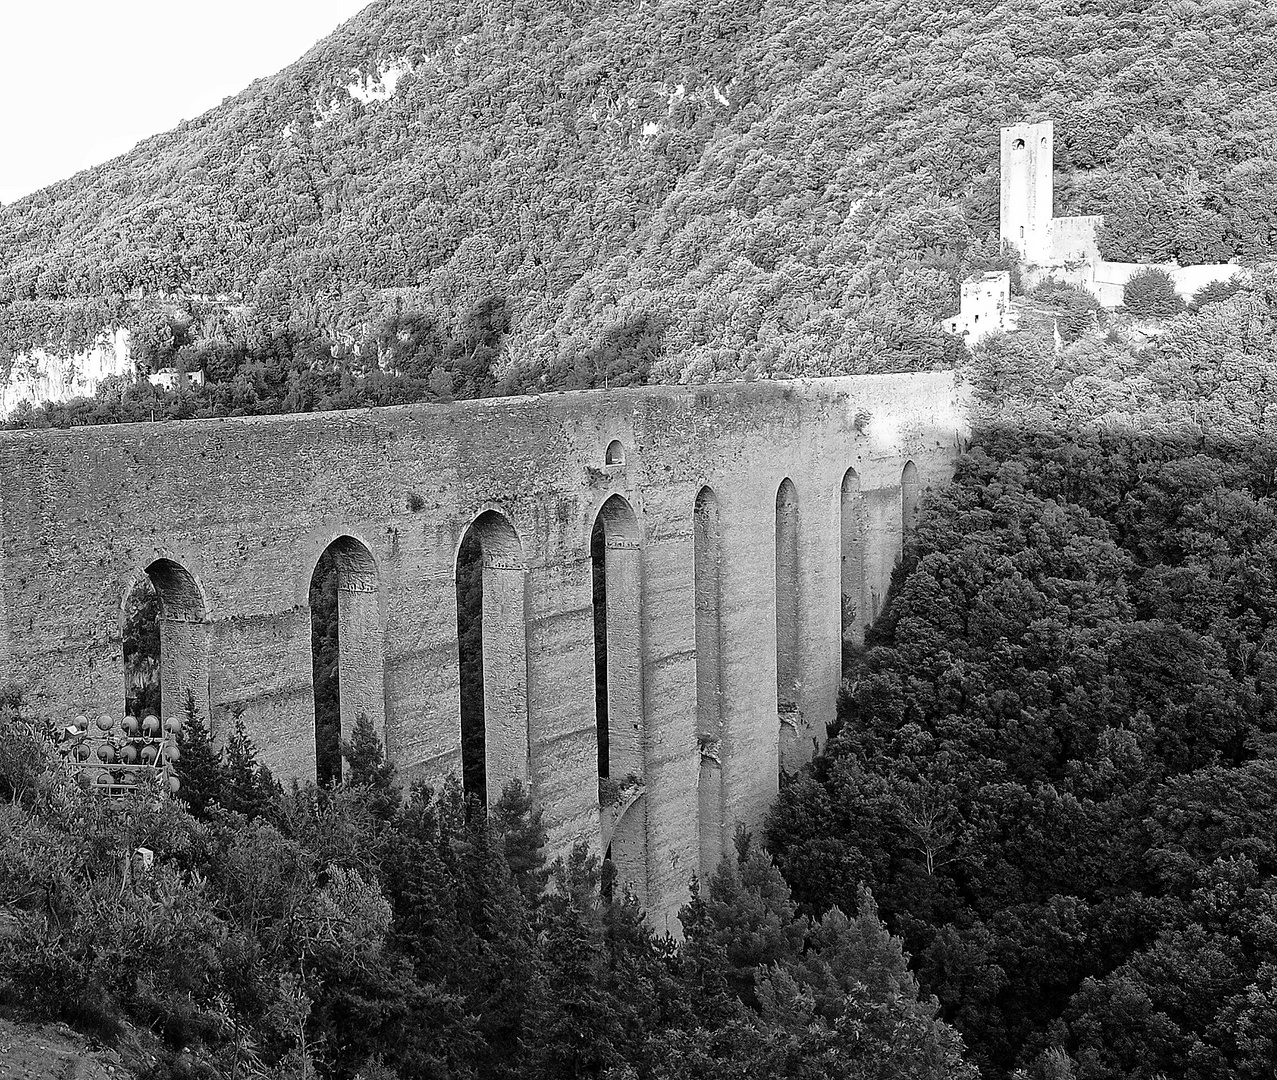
[309,534,385,784]
[901,460,920,556]
[605,440,626,465]
[456,509,529,806]
[591,493,647,907]
[122,557,210,725]
[840,468,867,649]
[775,479,802,774]
[693,485,725,880]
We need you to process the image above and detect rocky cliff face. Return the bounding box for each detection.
[0,328,132,418]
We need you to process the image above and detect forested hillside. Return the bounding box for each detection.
[0,710,978,1080]
[4,0,1277,403]
[768,273,1277,1078]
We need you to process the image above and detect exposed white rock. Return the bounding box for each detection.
[1,328,134,418]
[347,61,407,104]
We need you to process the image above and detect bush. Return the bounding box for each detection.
[1123,267,1186,317]
[1028,278,1105,343]
[1058,291,1105,343]
[1029,276,1089,306]
[1191,275,1244,309]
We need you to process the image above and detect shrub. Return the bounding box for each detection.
[1028,278,1104,343]
[1058,291,1105,343]
[1192,275,1244,309]
[1123,267,1186,317]
[1029,276,1088,306]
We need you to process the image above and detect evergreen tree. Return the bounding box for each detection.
[341,712,401,820]
[690,830,808,1007]
[173,690,223,818]
[489,778,549,907]
[1122,267,1186,317]
[522,847,626,1080]
[221,714,279,821]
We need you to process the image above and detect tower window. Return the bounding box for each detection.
[1013,138,1025,149]
[605,440,625,465]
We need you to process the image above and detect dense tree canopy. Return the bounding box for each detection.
[768,274,1277,1078]
[0,705,975,1080]
[4,0,1275,404]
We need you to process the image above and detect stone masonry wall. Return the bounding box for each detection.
[0,372,967,931]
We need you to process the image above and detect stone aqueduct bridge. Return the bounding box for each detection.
[0,371,965,930]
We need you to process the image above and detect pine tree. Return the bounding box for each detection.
[449,796,539,1080]
[1123,267,1185,317]
[489,778,548,906]
[174,690,223,818]
[341,712,400,820]
[522,846,624,1080]
[222,714,279,821]
[686,829,808,1008]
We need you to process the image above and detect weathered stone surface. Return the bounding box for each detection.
[0,371,967,929]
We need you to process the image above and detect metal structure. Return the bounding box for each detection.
[55,713,183,796]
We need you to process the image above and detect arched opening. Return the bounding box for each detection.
[592,494,646,906]
[122,558,208,725]
[1013,138,1025,150]
[901,461,920,557]
[309,536,383,786]
[840,468,866,654]
[605,440,626,466]
[456,510,529,807]
[775,479,802,774]
[694,486,725,880]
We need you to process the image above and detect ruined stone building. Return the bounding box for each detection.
[943,271,1016,345]
[0,372,965,929]
[1000,119,1239,306]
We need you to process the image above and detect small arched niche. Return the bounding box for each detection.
[309,535,384,786]
[1013,138,1025,150]
[605,440,626,466]
[456,510,530,807]
[123,558,209,727]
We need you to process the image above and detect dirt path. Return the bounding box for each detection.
[0,1018,133,1080]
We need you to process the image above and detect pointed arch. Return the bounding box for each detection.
[901,460,920,557]
[840,468,866,650]
[693,486,725,880]
[592,493,646,906]
[309,535,384,784]
[775,479,802,774]
[123,557,210,726]
[456,509,529,806]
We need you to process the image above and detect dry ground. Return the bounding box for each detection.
[0,1018,134,1080]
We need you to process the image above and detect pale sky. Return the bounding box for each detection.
[0,1,372,205]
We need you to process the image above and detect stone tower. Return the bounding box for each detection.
[1000,120,1054,265]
